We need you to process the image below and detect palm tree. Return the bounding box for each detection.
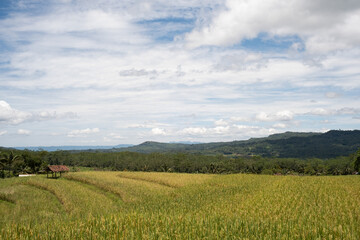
[0,153,6,178]
[354,148,360,172]
[0,151,21,177]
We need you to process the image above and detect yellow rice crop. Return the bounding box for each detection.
[117,171,214,187]
[0,172,359,239]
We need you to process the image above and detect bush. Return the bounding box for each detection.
[261,169,274,175]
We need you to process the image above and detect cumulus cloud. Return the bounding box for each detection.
[254,111,294,122]
[177,124,277,140]
[67,128,100,137]
[178,125,242,137]
[308,107,360,116]
[180,126,230,135]
[151,128,166,135]
[185,0,360,54]
[0,100,77,125]
[214,119,228,126]
[0,101,31,124]
[17,129,31,135]
[0,1,359,146]
[180,127,207,135]
[233,125,276,136]
[34,111,78,121]
[212,126,230,134]
[0,131,7,136]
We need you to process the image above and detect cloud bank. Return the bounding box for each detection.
[186,0,360,54]
[0,0,359,146]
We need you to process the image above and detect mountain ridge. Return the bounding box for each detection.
[111,130,360,158]
[4,130,360,159]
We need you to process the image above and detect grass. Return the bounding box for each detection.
[0,172,359,239]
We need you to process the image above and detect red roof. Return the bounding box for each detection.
[47,165,70,172]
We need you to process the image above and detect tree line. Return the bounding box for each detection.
[1,147,359,178]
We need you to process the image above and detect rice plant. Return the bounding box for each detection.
[1,172,359,239]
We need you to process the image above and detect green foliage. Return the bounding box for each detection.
[353,148,360,172]
[260,169,274,175]
[0,151,22,177]
[1,133,360,177]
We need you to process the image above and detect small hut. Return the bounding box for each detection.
[47,165,70,178]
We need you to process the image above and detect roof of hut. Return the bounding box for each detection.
[47,165,70,172]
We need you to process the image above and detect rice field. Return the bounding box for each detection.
[0,172,359,239]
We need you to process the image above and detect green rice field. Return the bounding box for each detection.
[1,172,359,239]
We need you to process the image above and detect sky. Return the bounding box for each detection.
[0,0,360,147]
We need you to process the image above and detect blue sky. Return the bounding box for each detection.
[0,0,360,147]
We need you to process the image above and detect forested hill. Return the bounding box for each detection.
[114,130,360,158]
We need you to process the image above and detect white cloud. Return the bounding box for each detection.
[0,100,31,124]
[151,128,166,135]
[232,125,276,137]
[0,131,7,136]
[32,111,77,122]
[212,126,230,134]
[273,123,287,129]
[214,119,228,126]
[255,111,294,122]
[214,52,268,71]
[17,129,31,135]
[180,127,207,135]
[67,128,100,137]
[0,1,359,146]
[119,68,158,77]
[108,133,124,139]
[180,124,266,137]
[0,100,77,125]
[325,92,341,98]
[179,125,230,136]
[3,9,136,36]
[185,0,360,54]
[309,108,330,116]
[308,107,360,116]
[336,108,360,115]
[230,116,250,122]
[127,124,152,128]
[126,122,169,129]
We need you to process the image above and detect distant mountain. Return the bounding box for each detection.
[106,141,192,153]
[113,130,360,158]
[8,130,360,158]
[169,141,203,144]
[14,144,133,152]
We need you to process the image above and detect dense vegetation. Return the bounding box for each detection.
[1,130,360,177]
[1,147,359,177]
[1,172,359,239]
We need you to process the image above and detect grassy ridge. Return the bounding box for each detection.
[1,172,359,239]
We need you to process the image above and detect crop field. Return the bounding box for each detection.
[0,172,359,239]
